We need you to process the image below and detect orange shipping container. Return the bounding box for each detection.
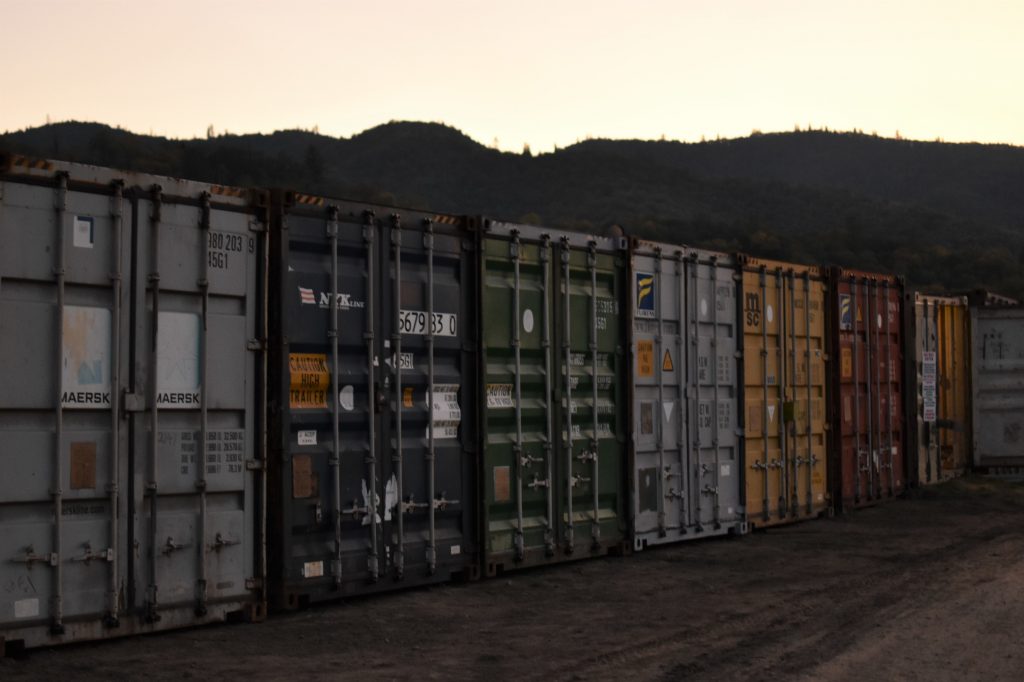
[740,257,830,527]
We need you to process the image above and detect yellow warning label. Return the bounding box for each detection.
[662,349,674,372]
[637,339,654,377]
[841,348,853,380]
[403,387,414,408]
[289,353,329,409]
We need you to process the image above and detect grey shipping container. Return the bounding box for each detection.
[970,305,1024,472]
[476,220,629,575]
[267,191,478,608]
[629,240,746,550]
[0,154,265,649]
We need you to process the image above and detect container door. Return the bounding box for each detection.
[743,269,786,523]
[556,239,625,554]
[938,303,969,476]
[793,273,828,516]
[914,298,940,484]
[129,189,258,622]
[691,258,742,531]
[277,207,380,596]
[381,218,476,580]
[971,308,1024,468]
[631,250,687,547]
[0,176,130,638]
[481,234,556,570]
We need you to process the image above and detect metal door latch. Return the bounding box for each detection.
[340,501,370,520]
[520,453,543,467]
[527,476,550,490]
[210,533,240,552]
[162,537,190,556]
[12,545,58,566]
[72,542,114,564]
[570,474,591,488]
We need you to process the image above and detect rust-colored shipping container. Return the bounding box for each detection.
[905,293,971,485]
[740,257,829,528]
[828,268,905,512]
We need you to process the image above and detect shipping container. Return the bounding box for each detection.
[476,220,628,574]
[827,268,905,511]
[739,256,829,527]
[905,293,971,485]
[266,192,478,608]
[969,305,1024,473]
[629,240,745,549]
[0,154,265,649]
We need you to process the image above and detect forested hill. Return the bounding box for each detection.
[3,121,1024,297]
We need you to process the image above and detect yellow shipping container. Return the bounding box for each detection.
[740,257,830,527]
[907,294,971,484]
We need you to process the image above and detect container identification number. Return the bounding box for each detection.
[207,231,254,270]
[399,310,457,337]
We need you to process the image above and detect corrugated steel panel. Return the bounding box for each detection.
[739,256,829,527]
[906,293,971,485]
[828,268,905,511]
[478,220,628,574]
[0,157,265,649]
[267,193,478,608]
[629,240,745,549]
[970,305,1024,471]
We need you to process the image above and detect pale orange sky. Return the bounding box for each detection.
[1,0,1022,151]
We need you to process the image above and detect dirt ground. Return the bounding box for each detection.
[3,477,1024,681]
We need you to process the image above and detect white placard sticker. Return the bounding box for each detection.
[486,383,514,409]
[62,305,112,409]
[427,384,461,439]
[298,430,317,446]
[302,561,324,578]
[522,309,535,333]
[156,312,201,409]
[399,310,457,337]
[663,401,674,423]
[73,216,95,248]
[14,597,39,619]
[450,544,461,556]
[339,385,354,411]
[766,305,774,323]
[400,352,414,370]
[720,463,731,477]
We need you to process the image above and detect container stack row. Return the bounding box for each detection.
[2,155,1023,651]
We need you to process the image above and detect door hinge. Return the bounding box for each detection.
[245,577,264,590]
[247,339,265,351]
[245,460,264,471]
[248,220,266,233]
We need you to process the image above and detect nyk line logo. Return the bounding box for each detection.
[298,287,365,310]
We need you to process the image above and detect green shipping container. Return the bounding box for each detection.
[476,220,629,575]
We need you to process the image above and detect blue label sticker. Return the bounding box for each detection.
[636,272,655,318]
[839,294,852,330]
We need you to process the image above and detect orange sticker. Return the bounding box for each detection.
[637,339,654,377]
[403,387,414,408]
[289,353,329,409]
[662,349,674,372]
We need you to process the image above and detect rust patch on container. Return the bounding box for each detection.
[70,441,97,490]
[292,455,318,499]
[493,465,511,503]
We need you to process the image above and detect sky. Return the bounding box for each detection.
[1,0,1022,151]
